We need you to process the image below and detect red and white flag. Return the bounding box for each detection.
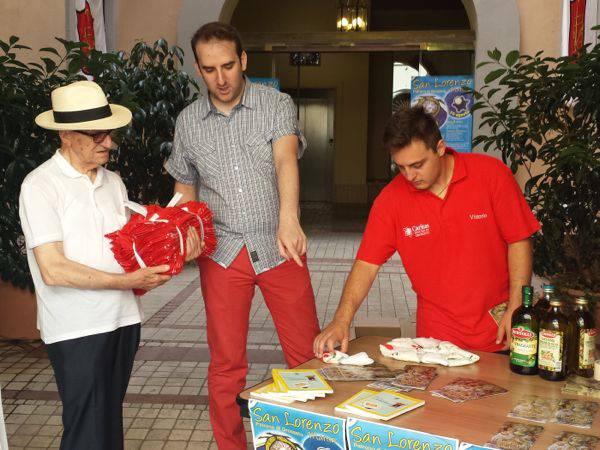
[562,0,599,55]
[68,0,107,53]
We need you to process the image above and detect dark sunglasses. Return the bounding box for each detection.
[77,130,115,143]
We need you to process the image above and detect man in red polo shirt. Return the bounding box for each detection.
[314,107,540,354]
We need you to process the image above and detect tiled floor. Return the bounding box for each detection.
[0,203,417,449]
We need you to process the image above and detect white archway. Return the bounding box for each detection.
[177,0,520,154]
[461,0,520,155]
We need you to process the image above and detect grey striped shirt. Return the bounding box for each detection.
[165,78,306,274]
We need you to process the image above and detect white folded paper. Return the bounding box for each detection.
[380,337,479,366]
[322,350,374,366]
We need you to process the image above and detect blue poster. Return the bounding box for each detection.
[249,400,346,450]
[346,418,459,450]
[249,77,280,91]
[459,444,495,450]
[410,76,474,153]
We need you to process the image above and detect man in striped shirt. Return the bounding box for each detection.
[165,22,320,449]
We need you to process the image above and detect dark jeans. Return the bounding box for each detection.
[46,324,140,450]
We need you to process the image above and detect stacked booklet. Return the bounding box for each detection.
[335,389,425,421]
[251,368,334,404]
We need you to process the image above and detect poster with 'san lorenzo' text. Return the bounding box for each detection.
[249,399,346,450]
[411,76,474,153]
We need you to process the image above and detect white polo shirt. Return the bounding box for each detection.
[19,150,142,344]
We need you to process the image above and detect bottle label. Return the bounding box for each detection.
[579,328,598,369]
[538,329,563,371]
[510,325,537,367]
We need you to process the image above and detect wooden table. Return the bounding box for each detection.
[239,336,600,448]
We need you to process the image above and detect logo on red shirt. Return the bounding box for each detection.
[469,212,488,220]
[403,223,430,238]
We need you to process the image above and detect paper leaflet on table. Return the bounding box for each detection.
[335,389,424,421]
[506,395,559,423]
[319,362,399,382]
[251,368,333,404]
[431,378,507,403]
[485,421,544,450]
[547,431,600,450]
[272,368,333,394]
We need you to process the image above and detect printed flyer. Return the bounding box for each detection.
[346,418,458,450]
[249,399,346,450]
[410,76,474,152]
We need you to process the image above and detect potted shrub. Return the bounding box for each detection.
[472,32,600,326]
[0,36,198,339]
[0,37,82,339]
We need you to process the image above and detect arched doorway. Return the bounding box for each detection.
[177,0,519,203]
[178,0,520,136]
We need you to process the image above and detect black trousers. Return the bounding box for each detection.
[46,324,140,450]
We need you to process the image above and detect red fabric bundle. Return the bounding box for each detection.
[106,200,216,296]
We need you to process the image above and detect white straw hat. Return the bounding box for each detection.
[35,80,132,130]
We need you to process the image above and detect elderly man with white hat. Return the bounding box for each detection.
[18,80,201,449]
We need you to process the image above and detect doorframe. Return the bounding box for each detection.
[240,30,474,53]
[282,88,336,203]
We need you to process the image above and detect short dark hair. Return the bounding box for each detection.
[190,22,243,63]
[382,106,442,153]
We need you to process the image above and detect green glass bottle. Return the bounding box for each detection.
[538,298,570,381]
[569,297,597,378]
[510,286,539,375]
[534,284,554,319]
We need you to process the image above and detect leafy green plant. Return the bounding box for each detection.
[82,40,200,204]
[472,31,600,294]
[0,37,83,290]
[0,37,199,290]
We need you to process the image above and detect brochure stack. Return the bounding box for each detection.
[250,368,333,404]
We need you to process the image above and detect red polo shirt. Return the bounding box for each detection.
[356,149,540,352]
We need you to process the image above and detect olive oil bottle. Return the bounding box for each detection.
[510,286,539,375]
[569,297,597,378]
[538,298,570,381]
[534,284,554,319]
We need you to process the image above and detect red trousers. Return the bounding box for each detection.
[198,248,320,450]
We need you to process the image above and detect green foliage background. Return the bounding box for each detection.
[473,32,600,293]
[0,37,199,290]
